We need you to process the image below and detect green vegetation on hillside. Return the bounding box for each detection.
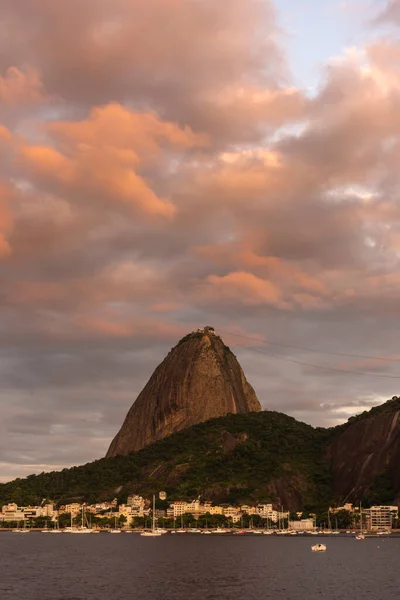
[0,411,332,512]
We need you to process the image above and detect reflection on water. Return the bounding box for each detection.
[0,533,398,600]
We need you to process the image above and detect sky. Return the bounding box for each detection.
[1,0,400,482]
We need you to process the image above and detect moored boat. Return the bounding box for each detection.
[311,543,326,552]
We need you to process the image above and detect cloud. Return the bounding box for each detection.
[0,67,47,107]
[0,0,290,144]
[16,103,209,218]
[374,0,400,25]
[1,0,400,481]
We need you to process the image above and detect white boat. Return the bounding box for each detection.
[211,528,229,534]
[13,521,30,533]
[71,528,92,534]
[312,543,327,552]
[140,495,165,537]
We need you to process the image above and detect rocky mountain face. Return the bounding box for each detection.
[106,328,261,457]
[327,397,400,504]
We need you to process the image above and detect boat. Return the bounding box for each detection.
[211,527,229,534]
[140,495,164,537]
[13,521,30,533]
[68,506,93,533]
[109,514,122,533]
[312,543,327,552]
[355,503,365,540]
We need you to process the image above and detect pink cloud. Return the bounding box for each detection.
[0,67,47,107]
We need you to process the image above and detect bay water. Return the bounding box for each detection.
[0,532,398,600]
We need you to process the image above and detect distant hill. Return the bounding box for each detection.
[2,397,400,513]
[327,396,400,505]
[0,411,331,513]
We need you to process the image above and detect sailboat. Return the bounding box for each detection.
[13,519,30,533]
[109,514,122,533]
[176,514,186,532]
[355,503,365,540]
[202,517,212,534]
[50,515,63,533]
[140,496,164,536]
[70,506,92,533]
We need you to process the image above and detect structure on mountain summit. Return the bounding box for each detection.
[106,327,261,457]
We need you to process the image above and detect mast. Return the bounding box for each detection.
[152,495,156,532]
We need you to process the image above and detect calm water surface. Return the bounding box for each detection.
[0,533,398,600]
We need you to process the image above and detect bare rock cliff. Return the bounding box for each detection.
[106,328,261,457]
[327,397,400,503]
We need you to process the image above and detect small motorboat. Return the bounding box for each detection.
[311,543,327,552]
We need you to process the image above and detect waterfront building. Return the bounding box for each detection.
[62,503,81,516]
[288,519,314,531]
[223,506,239,519]
[0,503,25,522]
[363,506,398,531]
[171,501,186,517]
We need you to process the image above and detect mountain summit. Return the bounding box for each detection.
[106,327,261,457]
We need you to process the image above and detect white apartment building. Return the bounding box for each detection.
[207,505,223,515]
[0,503,25,522]
[240,505,257,515]
[364,506,398,531]
[223,506,239,519]
[255,504,289,523]
[118,504,133,520]
[172,501,186,517]
[62,503,81,515]
[39,504,55,518]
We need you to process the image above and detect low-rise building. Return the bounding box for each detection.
[288,518,315,531]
